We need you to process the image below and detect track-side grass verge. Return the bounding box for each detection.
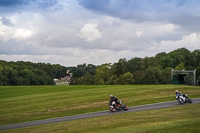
[1,103,200,133]
[0,85,200,125]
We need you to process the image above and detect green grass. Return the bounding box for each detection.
[2,103,200,133]
[0,85,200,126]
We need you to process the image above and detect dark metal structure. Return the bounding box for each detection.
[171,69,196,86]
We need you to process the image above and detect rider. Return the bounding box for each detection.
[175,90,180,99]
[109,95,120,107]
[175,90,188,99]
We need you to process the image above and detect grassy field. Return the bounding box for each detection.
[1,103,200,133]
[0,85,200,127]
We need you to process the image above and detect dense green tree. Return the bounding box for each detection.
[19,69,35,85]
[0,66,4,85]
[95,64,112,85]
[117,72,134,85]
[175,63,185,70]
[111,58,128,77]
[86,64,96,75]
[196,67,200,80]
[127,57,142,73]
[192,50,200,67]
[155,52,173,68]
[140,57,157,70]
[0,60,57,85]
[2,66,18,85]
[144,67,162,84]
[70,63,96,78]
[108,75,118,85]
[168,48,190,68]
[52,64,67,78]
[133,70,145,84]
[76,72,95,85]
[161,67,172,84]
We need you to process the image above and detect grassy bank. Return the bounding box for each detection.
[0,85,200,125]
[2,103,200,133]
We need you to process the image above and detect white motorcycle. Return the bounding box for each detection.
[176,93,192,104]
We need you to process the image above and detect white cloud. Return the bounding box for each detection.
[13,28,33,40]
[104,16,121,26]
[0,22,13,42]
[78,23,102,41]
[158,24,178,32]
[135,31,143,38]
[148,33,200,53]
[0,21,33,42]
[161,33,200,49]
[0,0,200,66]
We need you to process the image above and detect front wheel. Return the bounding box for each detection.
[178,98,184,104]
[122,104,128,111]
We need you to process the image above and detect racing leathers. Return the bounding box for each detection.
[109,96,120,107]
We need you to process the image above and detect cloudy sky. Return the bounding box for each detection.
[0,0,200,66]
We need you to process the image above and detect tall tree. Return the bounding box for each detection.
[95,64,112,85]
[127,57,142,73]
[76,72,95,85]
[111,58,128,77]
[117,72,134,85]
[2,66,18,85]
[144,67,162,84]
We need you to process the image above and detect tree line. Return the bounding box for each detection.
[0,48,200,86]
[0,61,67,85]
[70,48,200,85]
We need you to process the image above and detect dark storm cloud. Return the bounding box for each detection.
[0,0,57,11]
[0,0,29,7]
[76,0,198,20]
[0,17,13,26]
[76,0,166,20]
[77,0,110,11]
[33,0,58,8]
[76,0,200,31]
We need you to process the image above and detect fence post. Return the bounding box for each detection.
[194,70,196,86]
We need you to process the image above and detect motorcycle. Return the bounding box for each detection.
[176,93,192,104]
[109,100,128,112]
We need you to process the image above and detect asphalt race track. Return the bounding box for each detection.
[1,98,200,131]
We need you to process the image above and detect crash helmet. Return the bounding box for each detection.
[109,95,113,99]
[175,90,179,94]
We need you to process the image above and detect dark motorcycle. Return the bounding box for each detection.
[109,100,128,112]
[176,93,192,104]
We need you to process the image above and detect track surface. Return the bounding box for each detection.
[1,98,200,131]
